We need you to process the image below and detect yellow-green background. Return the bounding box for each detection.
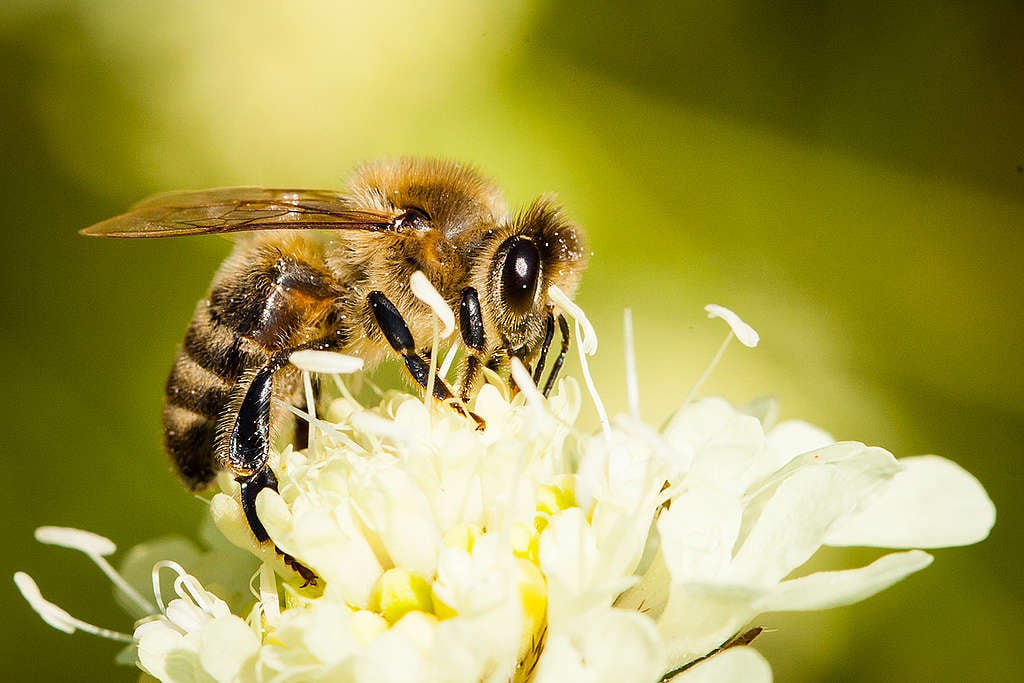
[2,2,1020,681]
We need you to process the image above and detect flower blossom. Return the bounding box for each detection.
[16,305,995,682]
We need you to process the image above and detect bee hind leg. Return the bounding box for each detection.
[229,335,345,586]
[236,468,316,586]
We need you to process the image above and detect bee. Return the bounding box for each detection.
[82,158,588,575]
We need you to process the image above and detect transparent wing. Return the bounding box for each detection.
[81,187,398,238]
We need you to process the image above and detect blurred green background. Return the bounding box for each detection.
[2,1,1021,681]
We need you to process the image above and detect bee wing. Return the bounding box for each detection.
[80,187,398,238]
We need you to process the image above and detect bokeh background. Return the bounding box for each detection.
[2,1,1021,681]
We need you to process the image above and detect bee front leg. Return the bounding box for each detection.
[530,306,556,386]
[540,313,570,396]
[506,310,568,398]
[369,290,484,428]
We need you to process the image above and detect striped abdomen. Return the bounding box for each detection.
[163,300,266,490]
[161,241,340,490]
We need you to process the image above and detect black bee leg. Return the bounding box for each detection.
[229,362,278,481]
[457,287,488,403]
[531,306,557,386]
[541,314,571,397]
[369,290,484,428]
[228,335,347,586]
[238,466,278,544]
[236,463,317,586]
[228,333,345,484]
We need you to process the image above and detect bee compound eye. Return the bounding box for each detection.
[499,236,541,314]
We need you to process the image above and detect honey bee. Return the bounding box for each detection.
[82,158,588,575]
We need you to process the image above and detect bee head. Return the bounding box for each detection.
[479,196,588,353]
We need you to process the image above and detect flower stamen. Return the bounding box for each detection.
[410,270,456,338]
[623,307,640,420]
[683,304,761,406]
[510,356,545,411]
[34,526,155,615]
[14,572,134,642]
[549,284,597,355]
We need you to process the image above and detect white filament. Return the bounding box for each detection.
[548,284,598,355]
[438,343,460,380]
[34,526,154,615]
[623,308,640,420]
[683,305,759,406]
[410,271,456,338]
[289,350,364,374]
[684,332,734,407]
[151,560,214,617]
[509,356,545,411]
[425,317,439,408]
[14,572,133,642]
[259,563,281,626]
[575,321,611,441]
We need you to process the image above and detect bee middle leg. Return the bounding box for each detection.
[369,290,484,428]
[457,287,487,404]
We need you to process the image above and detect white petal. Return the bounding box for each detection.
[656,582,760,664]
[163,597,207,633]
[658,487,742,582]
[704,304,759,347]
[350,466,440,577]
[353,616,433,683]
[614,545,672,619]
[539,509,596,591]
[755,549,932,612]
[663,398,765,492]
[162,642,206,683]
[668,646,772,683]
[730,443,901,584]
[539,508,637,622]
[272,503,383,608]
[198,616,260,683]
[135,623,188,682]
[825,455,996,548]
[761,420,835,473]
[533,608,665,683]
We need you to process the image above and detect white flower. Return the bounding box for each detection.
[16,304,995,682]
[133,562,261,683]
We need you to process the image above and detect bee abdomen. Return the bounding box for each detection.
[162,346,236,488]
[163,302,266,490]
[163,402,219,490]
[165,353,233,413]
[183,308,250,382]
